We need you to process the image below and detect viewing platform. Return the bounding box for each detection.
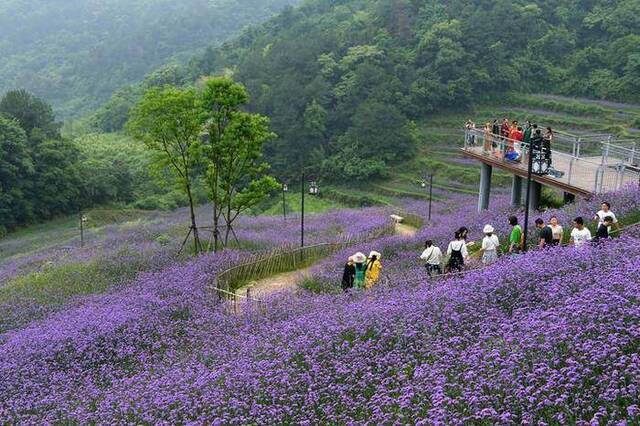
[462,127,640,211]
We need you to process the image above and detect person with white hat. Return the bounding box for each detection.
[480,224,500,265]
[365,251,382,289]
[352,252,367,290]
[341,256,356,292]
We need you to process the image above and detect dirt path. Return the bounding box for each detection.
[395,223,418,238]
[238,221,419,297]
[238,267,313,298]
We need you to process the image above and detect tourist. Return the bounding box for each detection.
[508,215,523,254]
[531,128,543,151]
[594,216,614,243]
[446,231,468,272]
[594,202,618,232]
[480,224,500,265]
[543,126,554,166]
[483,122,493,153]
[341,256,355,292]
[352,252,368,290]
[501,118,510,142]
[523,121,532,143]
[365,251,382,289]
[535,218,553,248]
[465,120,476,145]
[457,226,469,242]
[570,217,592,248]
[420,240,443,277]
[549,215,564,246]
[492,119,500,137]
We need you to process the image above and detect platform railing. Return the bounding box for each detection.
[463,127,639,194]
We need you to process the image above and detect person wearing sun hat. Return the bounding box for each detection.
[341,256,356,292]
[480,224,500,265]
[352,252,367,290]
[365,251,382,289]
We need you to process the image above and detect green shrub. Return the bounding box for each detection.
[321,188,383,207]
[299,276,341,295]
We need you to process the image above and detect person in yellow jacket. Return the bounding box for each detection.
[365,251,382,289]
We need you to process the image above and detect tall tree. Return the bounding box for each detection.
[199,76,279,248]
[0,89,60,140]
[198,76,248,252]
[127,86,204,253]
[0,117,33,234]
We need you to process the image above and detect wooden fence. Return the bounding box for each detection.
[210,222,396,301]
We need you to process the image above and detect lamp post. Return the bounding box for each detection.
[300,176,320,248]
[79,213,87,248]
[301,172,305,248]
[282,183,288,221]
[522,140,534,252]
[420,174,434,221]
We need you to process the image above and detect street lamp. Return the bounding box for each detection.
[282,183,288,221]
[300,175,320,248]
[522,139,535,252]
[309,181,319,195]
[79,213,88,248]
[419,174,434,221]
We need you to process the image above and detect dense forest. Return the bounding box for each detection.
[0,0,301,117]
[3,0,640,231]
[169,0,639,180]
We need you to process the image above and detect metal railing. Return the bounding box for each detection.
[463,127,640,194]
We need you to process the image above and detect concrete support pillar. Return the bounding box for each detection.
[563,192,575,204]
[529,181,542,212]
[511,175,523,208]
[478,163,493,211]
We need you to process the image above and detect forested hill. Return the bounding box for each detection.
[0,0,301,117]
[172,0,640,180]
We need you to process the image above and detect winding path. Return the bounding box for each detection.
[239,221,418,297]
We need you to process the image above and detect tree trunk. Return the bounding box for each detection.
[186,183,201,254]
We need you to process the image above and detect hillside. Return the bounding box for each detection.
[1,183,639,422]
[168,0,640,181]
[0,0,301,117]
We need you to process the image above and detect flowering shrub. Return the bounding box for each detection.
[1,187,639,423]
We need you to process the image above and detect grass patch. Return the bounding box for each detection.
[299,276,341,295]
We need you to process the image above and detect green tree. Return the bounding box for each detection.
[29,138,82,220]
[0,117,33,233]
[199,76,279,247]
[127,86,204,253]
[0,89,60,139]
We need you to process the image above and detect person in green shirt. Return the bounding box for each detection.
[352,252,367,290]
[508,215,523,254]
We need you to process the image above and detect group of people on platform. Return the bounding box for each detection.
[341,250,382,292]
[465,119,554,167]
[419,202,619,277]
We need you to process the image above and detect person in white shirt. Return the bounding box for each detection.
[480,224,500,265]
[594,202,618,232]
[420,240,443,277]
[570,216,592,248]
[446,232,469,272]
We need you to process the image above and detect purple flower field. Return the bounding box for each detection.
[1,188,639,423]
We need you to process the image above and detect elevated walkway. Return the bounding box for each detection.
[462,127,640,211]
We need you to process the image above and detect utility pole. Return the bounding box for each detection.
[79,212,86,248]
[522,140,534,251]
[282,183,288,221]
[428,174,434,222]
[300,172,305,248]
